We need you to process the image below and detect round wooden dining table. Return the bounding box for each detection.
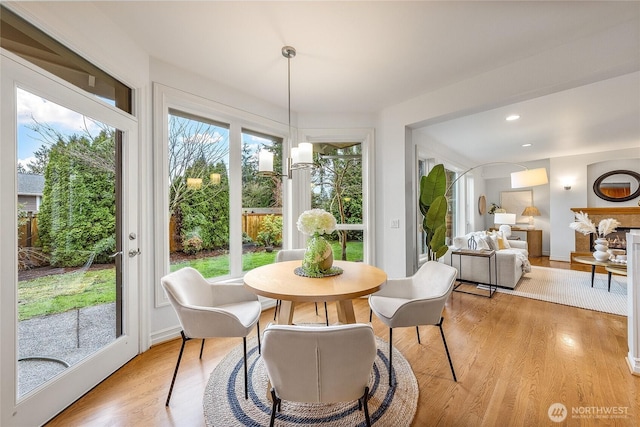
[244,260,387,325]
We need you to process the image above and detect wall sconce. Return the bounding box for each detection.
[258,46,315,179]
[563,183,572,190]
[210,173,221,185]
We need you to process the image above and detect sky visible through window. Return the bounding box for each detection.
[16,88,103,168]
[17,89,272,173]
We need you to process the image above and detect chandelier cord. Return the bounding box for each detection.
[287,53,291,137]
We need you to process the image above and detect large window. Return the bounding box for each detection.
[299,127,375,265]
[311,142,363,262]
[167,110,231,277]
[153,84,289,306]
[241,130,283,272]
[154,86,375,309]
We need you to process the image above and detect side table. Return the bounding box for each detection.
[451,249,497,298]
[511,228,542,257]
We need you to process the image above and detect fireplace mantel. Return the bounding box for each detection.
[571,207,640,216]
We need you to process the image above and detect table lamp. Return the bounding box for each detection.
[521,206,541,229]
[494,213,516,226]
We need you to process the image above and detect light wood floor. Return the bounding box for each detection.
[47,258,639,426]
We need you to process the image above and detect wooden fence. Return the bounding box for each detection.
[18,210,282,254]
[170,209,282,253]
[18,212,38,247]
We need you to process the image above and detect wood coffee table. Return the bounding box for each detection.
[605,265,627,292]
[572,256,627,289]
[244,260,387,325]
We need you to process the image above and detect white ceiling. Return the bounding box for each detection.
[92,1,640,163]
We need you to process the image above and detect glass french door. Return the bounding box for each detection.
[1,51,139,426]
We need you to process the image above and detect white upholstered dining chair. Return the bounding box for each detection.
[369,260,458,386]
[274,249,328,325]
[161,267,261,405]
[261,323,376,427]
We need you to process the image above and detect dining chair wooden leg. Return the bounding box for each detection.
[438,317,457,382]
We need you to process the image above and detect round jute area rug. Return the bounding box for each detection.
[203,336,418,426]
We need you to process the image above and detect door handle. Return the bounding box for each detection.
[128,249,141,258]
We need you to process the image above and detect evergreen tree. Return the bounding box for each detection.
[38,131,116,267]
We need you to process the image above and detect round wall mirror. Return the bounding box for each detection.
[593,169,640,202]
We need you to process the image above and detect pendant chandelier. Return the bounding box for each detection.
[258,46,313,179]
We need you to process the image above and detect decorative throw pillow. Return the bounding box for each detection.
[502,234,511,249]
[496,231,511,250]
[453,236,468,249]
[483,235,498,251]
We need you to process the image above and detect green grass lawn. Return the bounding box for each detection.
[19,241,364,320]
[18,268,116,321]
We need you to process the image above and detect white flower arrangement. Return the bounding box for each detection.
[296,209,337,236]
[569,211,621,237]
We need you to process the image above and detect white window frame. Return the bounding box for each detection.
[297,128,375,265]
[152,83,289,307]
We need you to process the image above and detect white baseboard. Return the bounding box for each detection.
[151,325,182,346]
[627,354,640,376]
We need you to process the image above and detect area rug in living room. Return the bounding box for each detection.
[496,266,626,316]
[203,336,418,426]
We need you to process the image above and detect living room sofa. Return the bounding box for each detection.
[442,231,530,289]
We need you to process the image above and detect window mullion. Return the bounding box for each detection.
[229,122,243,277]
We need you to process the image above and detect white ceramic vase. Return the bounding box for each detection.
[593,238,610,262]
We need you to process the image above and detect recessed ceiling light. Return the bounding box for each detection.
[506,114,520,121]
[522,143,532,147]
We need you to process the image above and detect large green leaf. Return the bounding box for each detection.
[430,224,448,259]
[419,164,446,211]
[425,195,447,230]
